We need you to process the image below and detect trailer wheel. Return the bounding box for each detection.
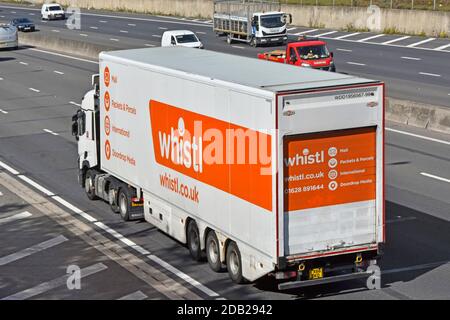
[118,188,131,221]
[250,37,257,47]
[84,170,97,200]
[187,220,203,261]
[109,188,120,214]
[206,231,223,272]
[226,34,233,45]
[226,241,245,284]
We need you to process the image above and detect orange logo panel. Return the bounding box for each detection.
[104,66,110,87]
[149,100,273,211]
[104,91,110,112]
[284,127,377,212]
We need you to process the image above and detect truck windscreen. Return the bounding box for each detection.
[297,45,330,60]
[260,15,284,28]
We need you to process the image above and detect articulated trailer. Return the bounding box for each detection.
[213,0,291,47]
[72,47,385,289]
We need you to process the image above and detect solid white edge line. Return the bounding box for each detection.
[407,38,435,48]
[0,160,20,175]
[314,31,338,37]
[401,56,421,61]
[148,255,221,297]
[434,43,450,51]
[358,34,385,42]
[18,175,55,196]
[385,127,450,145]
[420,172,450,184]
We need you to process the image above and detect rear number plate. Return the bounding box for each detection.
[308,267,324,280]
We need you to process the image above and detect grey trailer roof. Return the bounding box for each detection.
[101,46,378,93]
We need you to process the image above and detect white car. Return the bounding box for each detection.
[41,3,65,20]
[0,24,18,50]
[161,30,204,49]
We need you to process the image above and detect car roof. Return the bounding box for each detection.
[164,30,195,36]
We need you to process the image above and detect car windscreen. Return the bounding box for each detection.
[49,6,63,11]
[16,18,32,24]
[175,34,198,44]
[297,45,330,60]
[260,15,284,28]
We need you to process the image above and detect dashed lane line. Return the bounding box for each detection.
[118,290,148,300]
[0,211,32,226]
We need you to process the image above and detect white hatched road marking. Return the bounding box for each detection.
[420,172,450,184]
[110,38,119,41]
[346,62,366,66]
[0,211,32,226]
[19,62,28,66]
[0,109,8,114]
[0,235,68,266]
[69,101,81,107]
[118,291,148,300]
[335,32,360,40]
[294,29,318,35]
[43,129,59,136]
[29,88,40,93]
[120,30,128,33]
[407,38,435,48]
[336,48,352,52]
[1,263,108,300]
[314,31,337,37]
[53,70,64,75]
[401,56,421,61]
[232,45,245,49]
[358,34,385,42]
[381,36,410,45]
[434,43,450,51]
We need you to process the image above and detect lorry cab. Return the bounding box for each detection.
[250,11,291,46]
[287,39,335,72]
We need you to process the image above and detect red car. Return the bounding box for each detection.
[258,37,336,72]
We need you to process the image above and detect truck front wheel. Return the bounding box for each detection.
[206,231,223,272]
[250,37,257,47]
[84,170,97,200]
[226,241,245,284]
[226,34,233,45]
[118,188,131,221]
[187,220,203,261]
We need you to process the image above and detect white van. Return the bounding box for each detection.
[161,30,203,49]
[0,24,18,50]
[41,3,65,20]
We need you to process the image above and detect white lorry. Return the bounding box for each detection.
[213,0,291,47]
[72,46,385,289]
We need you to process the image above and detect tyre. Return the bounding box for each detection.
[84,170,97,200]
[226,241,245,284]
[108,188,120,214]
[206,231,223,272]
[118,188,131,221]
[187,220,203,261]
[226,34,233,45]
[250,37,257,47]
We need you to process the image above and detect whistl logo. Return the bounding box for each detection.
[149,100,273,212]
[284,148,325,167]
[158,117,203,173]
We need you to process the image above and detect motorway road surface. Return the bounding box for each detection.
[0,2,449,107]
[0,42,449,300]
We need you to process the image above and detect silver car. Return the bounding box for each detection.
[0,24,18,50]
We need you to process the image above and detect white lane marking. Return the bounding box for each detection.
[19,62,28,65]
[145,44,155,47]
[29,48,97,64]
[385,127,450,146]
[158,27,167,30]
[18,175,55,196]
[335,32,360,40]
[29,88,40,93]
[148,255,221,298]
[118,291,148,300]
[381,36,410,45]
[314,31,337,37]
[0,77,3,80]
[358,34,385,42]
[79,33,88,37]
[2,263,108,300]
[99,20,107,23]
[110,38,119,41]
[0,235,68,266]
[90,26,98,30]
[287,27,297,31]
[0,109,8,114]
[51,29,60,33]
[127,23,136,27]
[382,260,450,275]
[51,196,97,222]
[232,45,245,49]
[152,35,162,38]
[0,191,3,196]
[0,160,20,175]
[196,31,206,34]
[0,211,32,226]
[294,29,318,35]
[434,43,450,51]
[119,30,128,33]
[420,172,450,184]
[94,222,151,255]
[43,129,59,136]
[346,61,366,66]
[69,101,81,107]
[29,13,34,15]
[419,72,441,77]
[0,160,222,299]
[401,56,421,61]
[407,38,435,47]
[386,216,417,224]
[53,70,64,75]
[336,48,352,52]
